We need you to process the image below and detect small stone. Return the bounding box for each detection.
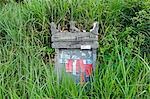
[50,22,58,33]
[90,22,99,35]
[69,21,80,32]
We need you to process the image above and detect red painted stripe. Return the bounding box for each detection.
[66,59,73,72]
[85,64,93,76]
[76,59,80,73]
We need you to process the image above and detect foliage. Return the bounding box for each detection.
[0,0,149,98]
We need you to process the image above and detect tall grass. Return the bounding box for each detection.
[0,0,149,98]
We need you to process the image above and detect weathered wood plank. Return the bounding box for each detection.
[52,41,98,48]
[52,32,98,42]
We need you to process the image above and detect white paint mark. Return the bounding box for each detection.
[81,45,91,49]
[72,60,76,75]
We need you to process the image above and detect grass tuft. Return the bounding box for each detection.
[0,0,149,98]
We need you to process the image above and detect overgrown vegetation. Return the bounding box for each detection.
[0,0,149,98]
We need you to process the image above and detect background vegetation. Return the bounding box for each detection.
[0,0,149,98]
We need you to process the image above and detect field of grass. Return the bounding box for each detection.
[0,0,150,98]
